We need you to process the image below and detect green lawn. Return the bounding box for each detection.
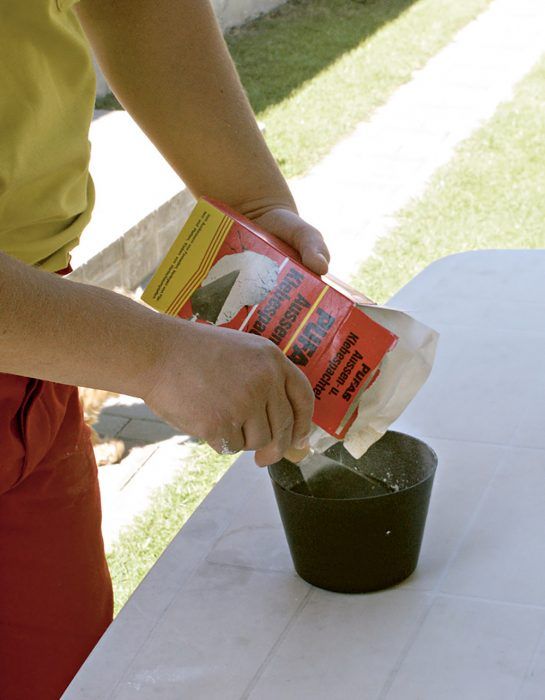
[351,53,545,302]
[98,0,492,179]
[227,0,492,177]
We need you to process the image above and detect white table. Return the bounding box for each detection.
[64,251,545,700]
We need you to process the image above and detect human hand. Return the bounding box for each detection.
[249,208,330,276]
[144,319,315,467]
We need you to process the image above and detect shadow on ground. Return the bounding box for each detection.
[227,0,419,114]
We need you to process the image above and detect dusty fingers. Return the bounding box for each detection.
[254,359,314,467]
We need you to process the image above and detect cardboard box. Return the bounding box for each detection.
[142,197,399,440]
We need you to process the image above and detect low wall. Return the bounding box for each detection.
[211,0,285,29]
[94,0,287,98]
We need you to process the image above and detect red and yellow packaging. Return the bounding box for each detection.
[142,198,398,440]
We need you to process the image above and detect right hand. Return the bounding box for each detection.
[144,319,315,466]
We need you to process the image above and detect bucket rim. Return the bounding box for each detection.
[268,430,438,502]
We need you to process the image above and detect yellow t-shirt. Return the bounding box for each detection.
[0,0,95,272]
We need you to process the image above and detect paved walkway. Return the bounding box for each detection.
[94,0,545,549]
[93,395,193,550]
[291,0,545,281]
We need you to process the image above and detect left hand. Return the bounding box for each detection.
[249,208,330,276]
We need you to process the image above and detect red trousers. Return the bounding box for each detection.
[0,374,113,699]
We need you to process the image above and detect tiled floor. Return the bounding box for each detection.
[94,395,192,549]
[384,596,545,700]
[64,251,545,699]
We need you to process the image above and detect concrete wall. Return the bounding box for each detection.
[211,0,285,30]
[94,0,287,98]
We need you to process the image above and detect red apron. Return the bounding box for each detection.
[0,308,113,699]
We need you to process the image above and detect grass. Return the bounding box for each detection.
[107,444,236,615]
[95,93,122,111]
[351,54,545,302]
[96,0,492,179]
[227,0,492,177]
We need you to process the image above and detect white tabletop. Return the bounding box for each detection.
[64,250,545,700]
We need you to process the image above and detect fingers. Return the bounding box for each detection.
[147,320,315,468]
[298,225,331,276]
[255,363,314,467]
[254,391,294,467]
[242,413,272,451]
[251,209,330,276]
[284,364,314,447]
[284,445,312,463]
[184,322,315,467]
[209,423,245,455]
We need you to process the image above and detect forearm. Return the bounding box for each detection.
[76,0,295,217]
[0,252,176,395]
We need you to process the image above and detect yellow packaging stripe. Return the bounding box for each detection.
[283,287,329,354]
[166,215,232,316]
[141,200,231,314]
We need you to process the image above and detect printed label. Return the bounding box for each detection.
[143,198,398,438]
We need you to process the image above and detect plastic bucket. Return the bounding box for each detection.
[268,431,437,593]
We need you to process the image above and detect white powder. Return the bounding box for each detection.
[200,251,279,325]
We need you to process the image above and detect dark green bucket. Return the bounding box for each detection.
[268,431,437,593]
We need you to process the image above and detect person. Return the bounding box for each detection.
[0,1,330,697]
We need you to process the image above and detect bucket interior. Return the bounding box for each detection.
[270,431,437,500]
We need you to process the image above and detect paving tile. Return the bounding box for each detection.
[117,436,150,451]
[512,396,545,450]
[397,437,503,592]
[420,58,502,90]
[93,413,129,438]
[101,438,193,550]
[123,452,263,618]
[119,438,191,494]
[388,251,545,312]
[364,156,429,188]
[384,595,545,700]
[99,445,159,545]
[98,443,158,495]
[440,447,545,606]
[421,82,495,111]
[393,295,545,337]
[101,395,161,421]
[65,454,264,699]
[247,589,431,700]
[392,325,545,445]
[118,417,181,442]
[111,563,310,700]
[339,126,404,159]
[206,474,293,574]
[518,626,545,700]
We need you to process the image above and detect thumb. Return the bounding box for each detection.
[298,227,330,275]
[249,208,330,276]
